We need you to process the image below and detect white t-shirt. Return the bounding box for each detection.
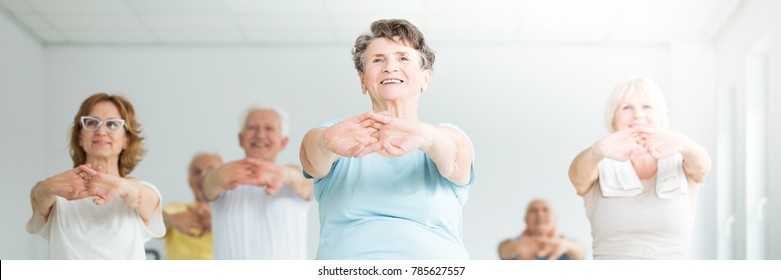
[210,185,310,260]
[26,181,165,259]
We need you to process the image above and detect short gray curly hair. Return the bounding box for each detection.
[351,19,435,73]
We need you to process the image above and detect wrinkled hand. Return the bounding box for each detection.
[366,112,425,158]
[44,165,92,201]
[323,111,382,157]
[594,127,648,161]
[641,127,690,159]
[78,165,128,205]
[217,158,285,195]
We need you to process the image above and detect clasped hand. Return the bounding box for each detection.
[323,111,426,158]
[216,158,284,195]
[596,126,690,161]
[46,164,131,205]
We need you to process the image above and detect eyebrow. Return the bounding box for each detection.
[369,51,411,58]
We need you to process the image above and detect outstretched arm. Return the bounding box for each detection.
[367,114,473,186]
[418,124,473,186]
[300,112,379,179]
[642,128,711,184]
[78,165,160,225]
[569,127,647,195]
[31,166,93,220]
[283,165,314,200]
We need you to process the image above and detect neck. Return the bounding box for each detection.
[371,99,419,120]
[86,156,121,176]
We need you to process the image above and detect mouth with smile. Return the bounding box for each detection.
[250,140,269,148]
[380,78,404,85]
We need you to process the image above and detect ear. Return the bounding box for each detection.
[238,131,244,147]
[358,71,367,95]
[420,69,432,93]
[280,136,289,150]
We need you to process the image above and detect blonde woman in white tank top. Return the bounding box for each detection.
[567,77,711,259]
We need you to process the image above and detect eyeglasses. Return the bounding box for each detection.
[80,116,126,133]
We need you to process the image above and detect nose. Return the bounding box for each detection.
[383,60,399,73]
[94,124,109,135]
[632,107,645,118]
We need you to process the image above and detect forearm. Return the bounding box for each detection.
[201,168,226,201]
[420,124,473,186]
[300,128,340,179]
[284,165,313,200]
[564,239,585,260]
[681,137,711,183]
[498,240,518,260]
[30,180,56,220]
[568,145,603,195]
[121,180,160,224]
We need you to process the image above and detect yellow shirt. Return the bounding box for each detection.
[163,203,213,260]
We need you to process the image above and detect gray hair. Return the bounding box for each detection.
[351,19,435,73]
[239,102,290,137]
[603,76,669,132]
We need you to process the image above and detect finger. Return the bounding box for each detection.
[349,111,376,123]
[367,112,392,124]
[358,118,376,128]
[78,165,100,176]
[369,121,384,130]
[92,197,106,205]
[355,143,380,158]
[648,146,663,159]
[346,145,365,158]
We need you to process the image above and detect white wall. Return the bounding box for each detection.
[39,44,677,260]
[714,0,778,259]
[1,12,748,261]
[0,11,47,259]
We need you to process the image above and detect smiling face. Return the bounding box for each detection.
[359,37,431,104]
[79,101,128,161]
[611,90,662,131]
[525,200,556,236]
[239,110,288,161]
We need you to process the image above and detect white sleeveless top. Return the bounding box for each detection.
[210,185,310,259]
[584,154,700,259]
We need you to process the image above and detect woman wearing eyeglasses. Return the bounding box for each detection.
[26,93,164,259]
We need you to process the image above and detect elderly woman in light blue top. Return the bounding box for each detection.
[300,19,474,259]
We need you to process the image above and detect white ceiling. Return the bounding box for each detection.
[0,0,742,45]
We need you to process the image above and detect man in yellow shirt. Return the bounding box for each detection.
[163,153,222,259]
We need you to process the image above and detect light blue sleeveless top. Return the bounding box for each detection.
[305,122,475,259]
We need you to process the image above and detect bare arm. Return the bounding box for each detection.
[283,165,314,200]
[498,239,520,260]
[419,124,473,186]
[300,112,380,179]
[30,167,91,220]
[569,128,647,196]
[300,128,341,179]
[560,238,585,260]
[676,136,711,184]
[201,167,227,201]
[31,181,58,221]
[568,145,603,196]
[121,179,160,225]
